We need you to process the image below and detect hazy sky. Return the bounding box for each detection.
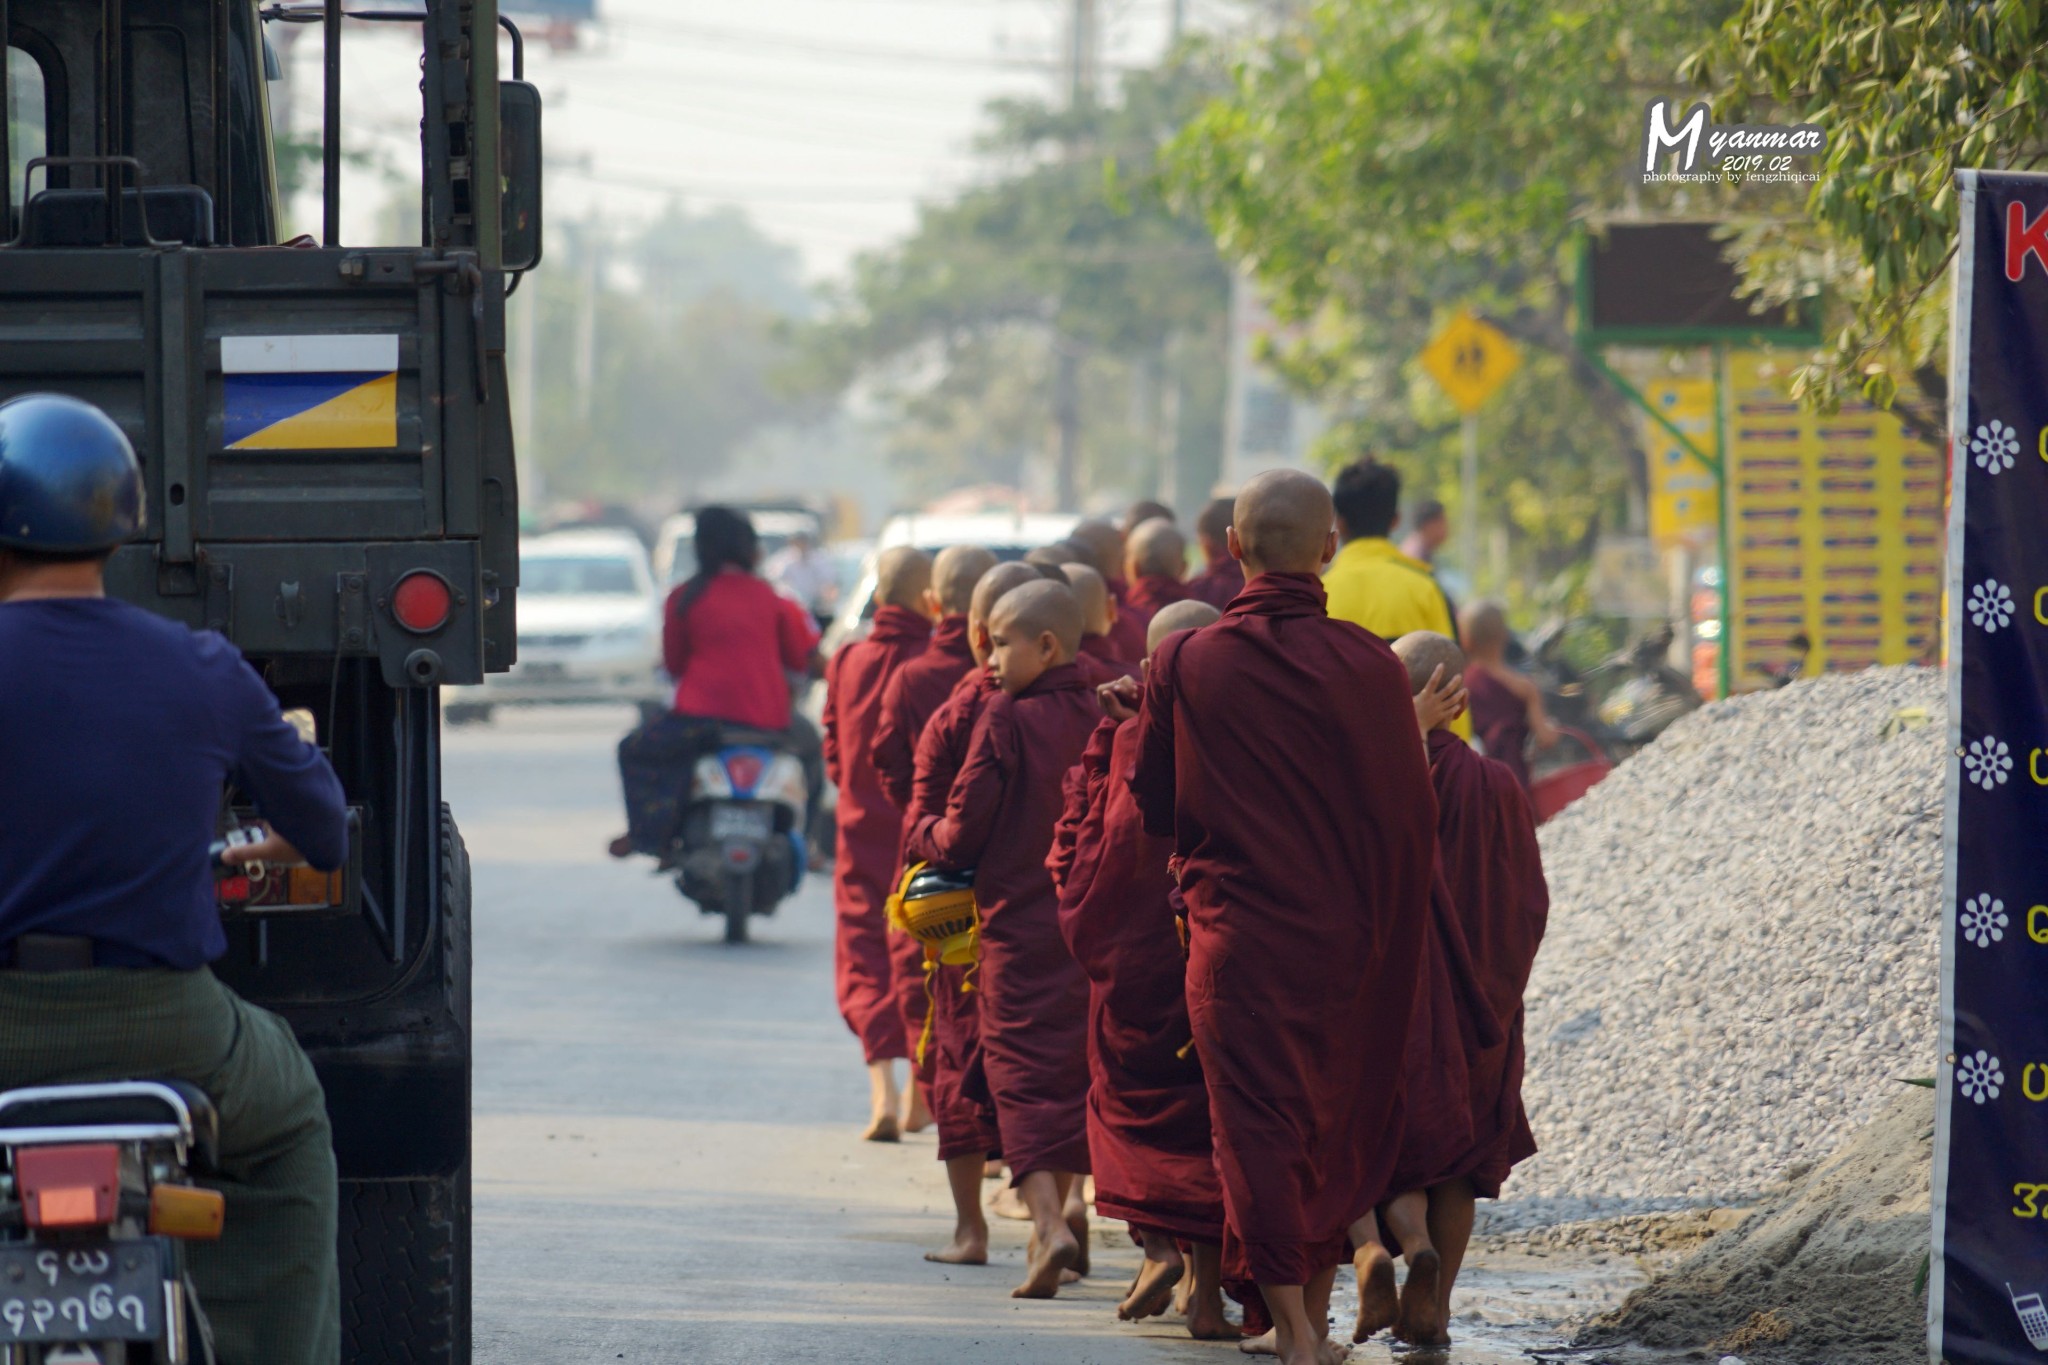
[287,0,1234,282]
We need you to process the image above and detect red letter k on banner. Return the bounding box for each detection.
[2007,200,2048,281]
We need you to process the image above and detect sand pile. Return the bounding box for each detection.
[1508,666,1946,1211]
[1578,1086,1932,1364]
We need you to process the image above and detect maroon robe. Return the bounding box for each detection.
[906,662,1100,1181]
[911,671,1003,1162]
[821,605,930,1063]
[870,613,980,1060]
[1123,573,1191,633]
[1464,664,1531,790]
[1056,715,1223,1243]
[1429,730,1547,1195]
[1186,557,1245,610]
[1078,631,1138,679]
[1130,573,1436,1285]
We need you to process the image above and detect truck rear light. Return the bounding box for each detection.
[16,1144,120,1228]
[391,571,453,634]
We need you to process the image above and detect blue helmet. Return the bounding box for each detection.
[0,394,145,553]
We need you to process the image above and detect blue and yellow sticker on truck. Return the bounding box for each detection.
[223,334,399,450]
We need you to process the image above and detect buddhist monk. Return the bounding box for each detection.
[905,580,1101,1300]
[871,545,998,1129]
[1130,469,1436,1365]
[1071,519,1149,662]
[1122,518,1191,629]
[910,560,1038,1266]
[1061,562,1138,678]
[1024,546,1075,582]
[1055,598,1233,1339]
[1457,600,1558,790]
[821,546,934,1141]
[1186,496,1245,609]
[1121,498,1176,537]
[1370,631,1548,1345]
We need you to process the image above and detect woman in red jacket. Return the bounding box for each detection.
[611,507,822,859]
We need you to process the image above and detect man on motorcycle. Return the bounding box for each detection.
[0,394,349,1365]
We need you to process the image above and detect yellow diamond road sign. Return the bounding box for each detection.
[1420,311,1522,414]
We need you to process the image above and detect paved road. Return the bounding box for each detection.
[449,706,1594,1364]
[449,706,1207,1365]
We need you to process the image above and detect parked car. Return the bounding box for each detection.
[444,529,665,724]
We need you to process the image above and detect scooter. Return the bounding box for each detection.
[668,731,809,944]
[0,1081,225,1364]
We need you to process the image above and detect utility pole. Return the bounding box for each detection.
[1051,0,1097,511]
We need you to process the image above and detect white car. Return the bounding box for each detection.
[444,529,665,723]
[652,507,826,588]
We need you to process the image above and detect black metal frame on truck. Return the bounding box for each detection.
[0,2,540,1359]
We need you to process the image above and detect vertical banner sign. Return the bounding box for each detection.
[1935,169,2048,1364]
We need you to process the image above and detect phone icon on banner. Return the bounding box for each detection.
[2008,1284,2048,1349]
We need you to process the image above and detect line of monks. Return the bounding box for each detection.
[819,471,1550,1365]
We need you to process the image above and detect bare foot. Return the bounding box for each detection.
[1066,1208,1091,1277]
[606,834,634,859]
[1012,1226,1079,1298]
[1117,1253,1184,1321]
[902,1087,932,1134]
[1239,1328,1277,1356]
[988,1185,1029,1220]
[1173,1275,1193,1319]
[1394,1248,1448,1346]
[1316,1339,1350,1365]
[923,1229,988,1265]
[862,1113,900,1143]
[1352,1243,1398,1341]
[1186,1298,1236,1340]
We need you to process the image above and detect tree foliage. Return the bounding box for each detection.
[1688,2,2048,428]
[794,57,1233,508]
[1164,0,1732,597]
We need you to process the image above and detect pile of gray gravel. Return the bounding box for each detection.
[1508,665,1946,1213]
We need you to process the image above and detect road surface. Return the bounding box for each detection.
[449,707,1603,1363]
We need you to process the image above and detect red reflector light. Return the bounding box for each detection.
[17,1144,120,1228]
[724,753,764,792]
[391,571,453,634]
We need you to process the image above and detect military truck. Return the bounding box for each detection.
[0,1,539,1359]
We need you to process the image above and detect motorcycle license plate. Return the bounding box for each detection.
[0,1239,166,1343]
[710,804,772,842]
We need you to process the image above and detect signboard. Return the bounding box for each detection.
[1420,311,1521,414]
[1934,169,2048,1365]
[1722,350,1943,690]
[1643,377,1719,550]
[1577,222,1821,347]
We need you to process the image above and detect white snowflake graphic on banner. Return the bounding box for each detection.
[1969,580,2016,633]
[1966,736,2014,790]
[1973,419,2021,474]
[1958,1050,2005,1104]
[1961,894,2009,948]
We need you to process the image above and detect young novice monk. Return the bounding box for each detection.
[872,545,999,1110]
[910,560,1039,1266]
[821,546,933,1141]
[1457,599,1558,790]
[1186,497,1245,610]
[1053,598,1233,1339]
[1060,562,1138,678]
[906,580,1102,1299]
[1071,519,1149,663]
[1121,517,1191,629]
[1130,470,1437,1365]
[1369,630,1548,1346]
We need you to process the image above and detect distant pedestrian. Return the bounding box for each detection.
[1401,499,1451,567]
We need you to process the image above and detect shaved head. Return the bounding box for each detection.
[991,580,1084,657]
[1023,546,1073,584]
[1146,599,1220,655]
[1232,469,1337,575]
[1458,599,1510,653]
[875,546,933,610]
[932,544,997,615]
[1195,496,1234,554]
[1060,562,1111,635]
[1393,631,1467,696]
[1126,518,1187,579]
[1121,499,1175,536]
[970,561,1041,624]
[1068,520,1125,580]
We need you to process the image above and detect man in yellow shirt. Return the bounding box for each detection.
[1323,458,1471,738]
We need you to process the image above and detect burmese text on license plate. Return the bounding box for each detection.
[711,805,771,841]
[0,1242,163,1343]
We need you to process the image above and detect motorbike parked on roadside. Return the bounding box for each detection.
[1523,618,1704,765]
